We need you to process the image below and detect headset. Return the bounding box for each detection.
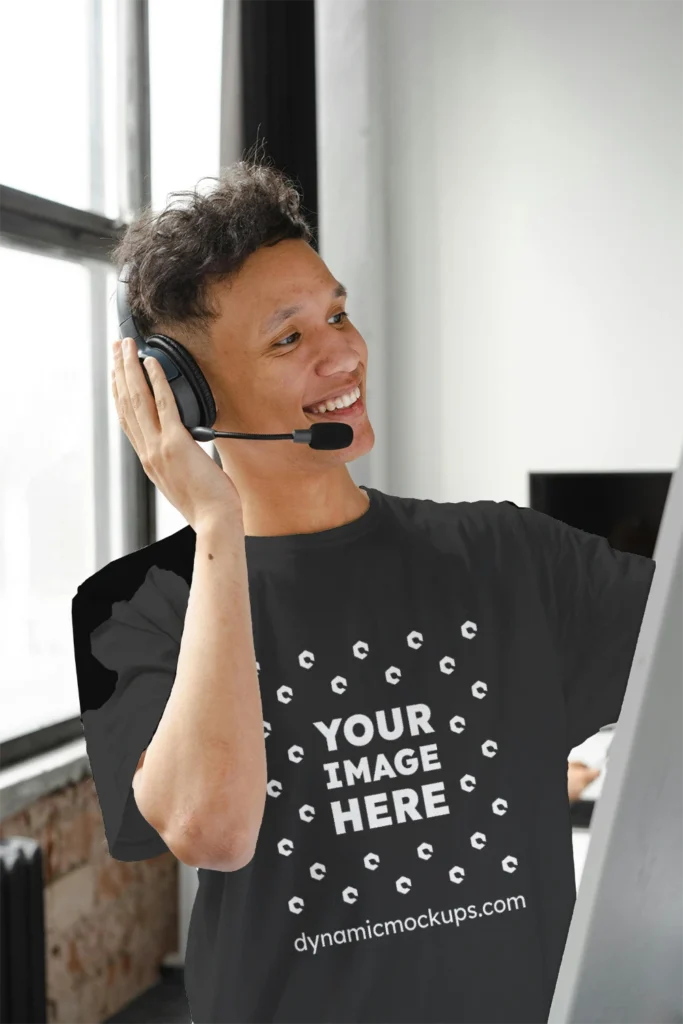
[116,263,352,451]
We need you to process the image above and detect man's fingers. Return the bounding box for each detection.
[141,354,184,434]
[112,340,144,452]
[121,337,160,446]
[568,762,601,775]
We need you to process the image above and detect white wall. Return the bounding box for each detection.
[314,0,393,489]
[316,0,683,504]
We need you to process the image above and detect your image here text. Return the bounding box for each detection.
[312,702,453,835]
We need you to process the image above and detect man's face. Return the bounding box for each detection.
[205,238,374,467]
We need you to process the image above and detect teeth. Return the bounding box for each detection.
[309,386,360,414]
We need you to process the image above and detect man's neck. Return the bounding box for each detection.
[218,464,370,538]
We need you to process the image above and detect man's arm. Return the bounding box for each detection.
[505,503,656,752]
[133,512,267,871]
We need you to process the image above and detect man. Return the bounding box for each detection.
[71,155,655,1024]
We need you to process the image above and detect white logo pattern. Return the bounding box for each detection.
[262,624,519,913]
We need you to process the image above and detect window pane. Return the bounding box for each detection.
[149,0,224,212]
[0,249,96,742]
[148,0,224,540]
[0,0,119,219]
[105,268,126,562]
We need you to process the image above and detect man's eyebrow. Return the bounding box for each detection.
[260,282,347,336]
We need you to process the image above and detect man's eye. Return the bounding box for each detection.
[274,310,349,348]
[275,332,300,348]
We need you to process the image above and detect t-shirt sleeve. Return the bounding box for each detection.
[506,503,657,753]
[71,564,190,861]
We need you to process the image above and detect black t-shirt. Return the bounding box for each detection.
[71,485,655,1024]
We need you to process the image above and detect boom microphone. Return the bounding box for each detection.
[189,421,354,450]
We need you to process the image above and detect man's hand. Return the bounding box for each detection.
[567,761,601,803]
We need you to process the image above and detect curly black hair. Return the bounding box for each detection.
[111,141,315,352]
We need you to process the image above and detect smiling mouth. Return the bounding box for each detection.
[303,388,365,419]
[303,385,363,416]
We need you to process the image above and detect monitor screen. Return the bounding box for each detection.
[529,471,672,558]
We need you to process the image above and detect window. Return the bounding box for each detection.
[148,0,224,539]
[149,0,224,213]
[0,249,110,743]
[0,0,120,219]
[0,0,229,758]
[0,0,130,758]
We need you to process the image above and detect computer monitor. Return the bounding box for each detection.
[548,445,682,1023]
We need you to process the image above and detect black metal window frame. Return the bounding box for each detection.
[0,0,154,771]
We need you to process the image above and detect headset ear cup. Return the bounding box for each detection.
[143,334,217,430]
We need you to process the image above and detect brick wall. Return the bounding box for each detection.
[0,774,178,1024]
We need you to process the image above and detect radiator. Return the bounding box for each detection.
[0,837,47,1023]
